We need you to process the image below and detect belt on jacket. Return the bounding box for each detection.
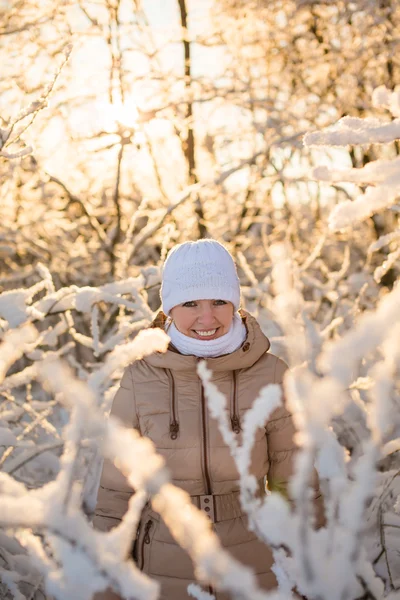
[190,491,244,523]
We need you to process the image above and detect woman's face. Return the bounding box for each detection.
[170,299,234,340]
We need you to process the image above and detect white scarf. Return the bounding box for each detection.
[166,313,247,358]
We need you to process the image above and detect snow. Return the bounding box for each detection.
[0,290,43,328]
[187,583,215,600]
[34,287,77,315]
[1,77,400,599]
[313,156,400,185]
[311,159,400,231]
[372,85,400,117]
[0,324,37,381]
[304,116,400,146]
[321,282,400,386]
[374,248,400,283]
[197,359,282,511]
[328,183,400,231]
[0,427,18,446]
[88,328,170,395]
[151,483,275,600]
[368,229,400,253]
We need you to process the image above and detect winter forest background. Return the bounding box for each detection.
[1,0,400,598]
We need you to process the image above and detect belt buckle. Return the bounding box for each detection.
[199,494,215,523]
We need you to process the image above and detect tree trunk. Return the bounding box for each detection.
[177,0,207,238]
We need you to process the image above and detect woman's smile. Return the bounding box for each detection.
[191,327,220,339]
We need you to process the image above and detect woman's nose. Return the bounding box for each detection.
[197,306,215,326]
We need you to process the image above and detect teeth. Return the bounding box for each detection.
[195,329,217,337]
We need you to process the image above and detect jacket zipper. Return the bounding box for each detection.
[200,384,212,494]
[140,519,153,570]
[166,369,179,440]
[231,371,241,433]
[201,376,214,596]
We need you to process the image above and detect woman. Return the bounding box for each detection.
[94,239,322,599]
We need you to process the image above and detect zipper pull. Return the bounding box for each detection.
[170,420,179,440]
[144,520,153,544]
[231,415,241,434]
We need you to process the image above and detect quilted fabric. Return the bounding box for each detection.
[94,311,323,599]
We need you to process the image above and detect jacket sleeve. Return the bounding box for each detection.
[266,357,325,527]
[93,365,138,532]
[265,357,295,496]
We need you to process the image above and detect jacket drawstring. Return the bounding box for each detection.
[166,369,179,440]
[167,368,239,436]
[231,371,241,433]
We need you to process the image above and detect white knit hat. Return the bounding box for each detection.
[161,240,241,315]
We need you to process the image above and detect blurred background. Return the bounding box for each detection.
[2,0,399,295]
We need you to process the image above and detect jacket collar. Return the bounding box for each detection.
[145,310,270,372]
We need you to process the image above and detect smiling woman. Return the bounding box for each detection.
[93,239,323,600]
[161,241,247,357]
[171,298,234,340]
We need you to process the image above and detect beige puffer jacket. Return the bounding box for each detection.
[94,311,322,599]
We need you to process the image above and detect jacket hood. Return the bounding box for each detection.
[144,310,270,372]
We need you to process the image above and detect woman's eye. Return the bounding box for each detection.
[214,300,227,305]
[182,301,196,307]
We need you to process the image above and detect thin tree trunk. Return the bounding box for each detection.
[177,0,207,238]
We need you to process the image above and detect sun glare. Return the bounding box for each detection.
[100,100,140,132]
